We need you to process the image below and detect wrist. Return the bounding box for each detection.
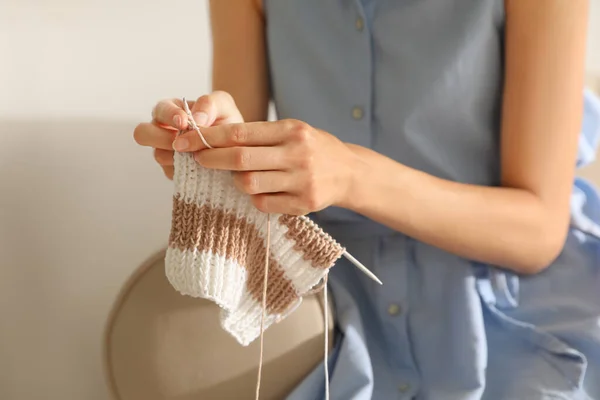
[335,145,370,211]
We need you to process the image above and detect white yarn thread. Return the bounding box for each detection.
[178,99,332,399]
[254,216,331,400]
[183,98,213,149]
[255,213,271,400]
[323,274,330,400]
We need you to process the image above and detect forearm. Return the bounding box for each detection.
[342,146,569,274]
[209,0,270,122]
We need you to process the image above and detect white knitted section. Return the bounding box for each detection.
[166,247,280,346]
[174,152,253,217]
[165,247,247,311]
[167,245,323,346]
[221,294,294,346]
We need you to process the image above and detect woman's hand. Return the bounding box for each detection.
[133,91,244,179]
[172,120,361,215]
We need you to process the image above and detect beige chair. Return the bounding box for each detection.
[103,249,334,400]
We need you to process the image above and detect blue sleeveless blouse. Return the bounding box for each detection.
[264,1,600,398]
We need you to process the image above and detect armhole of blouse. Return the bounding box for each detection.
[497,0,506,29]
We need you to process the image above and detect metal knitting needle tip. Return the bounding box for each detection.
[182,97,193,117]
[342,251,383,285]
[180,97,213,149]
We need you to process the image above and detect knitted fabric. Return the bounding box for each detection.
[165,149,345,346]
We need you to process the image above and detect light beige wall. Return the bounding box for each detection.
[0,1,212,399]
[0,0,212,119]
[0,1,599,400]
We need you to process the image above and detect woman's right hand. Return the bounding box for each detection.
[133,91,244,179]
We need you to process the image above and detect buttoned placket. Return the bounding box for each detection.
[373,236,420,400]
[350,0,372,148]
[352,1,420,397]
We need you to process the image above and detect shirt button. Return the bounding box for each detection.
[387,303,402,316]
[351,106,364,120]
[355,17,364,31]
[398,383,411,393]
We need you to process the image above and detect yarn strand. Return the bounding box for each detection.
[255,213,271,400]
[323,273,330,400]
[182,97,213,149]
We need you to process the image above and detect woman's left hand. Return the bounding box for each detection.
[172,119,360,215]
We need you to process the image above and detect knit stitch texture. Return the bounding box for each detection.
[165,150,345,346]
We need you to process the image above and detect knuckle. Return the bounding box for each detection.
[229,124,248,145]
[303,192,320,211]
[288,120,311,142]
[297,153,315,170]
[240,172,259,194]
[233,148,251,169]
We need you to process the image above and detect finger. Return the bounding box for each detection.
[154,148,174,166]
[152,98,193,130]
[251,193,306,215]
[133,122,178,149]
[232,171,293,195]
[163,166,174,180]
[193,146,288,171]
[190,91,244,128]
[173,120,295,152]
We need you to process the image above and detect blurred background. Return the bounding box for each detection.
[0,1,599,399]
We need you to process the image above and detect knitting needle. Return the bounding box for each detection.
[182,97,213,149]
[343,251,383,285]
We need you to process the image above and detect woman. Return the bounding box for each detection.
[133,0,600,398]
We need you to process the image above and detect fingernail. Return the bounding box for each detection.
[193,112,209,127]
[193,152,201,163]
[173,115,182,129]
[173,138,189,152]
